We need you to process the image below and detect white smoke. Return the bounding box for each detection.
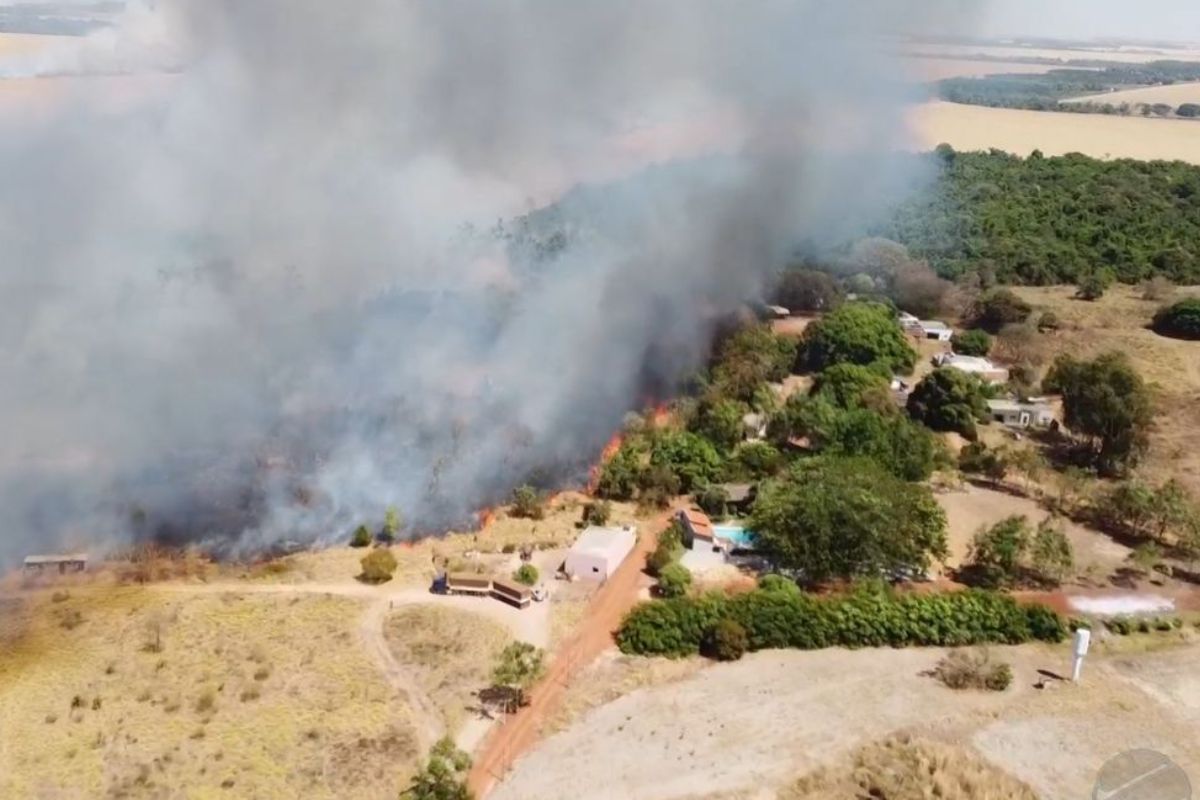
[0,0,977,562]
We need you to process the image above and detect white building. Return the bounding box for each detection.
[917,320,954,342]
[933,353,1009,384]
[564,525,636,581]
[987,399,1055,429]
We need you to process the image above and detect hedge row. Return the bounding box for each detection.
[616,586,1066,658]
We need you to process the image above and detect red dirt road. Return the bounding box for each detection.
[466,509,670,797]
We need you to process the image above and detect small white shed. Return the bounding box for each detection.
[564,526,636,581]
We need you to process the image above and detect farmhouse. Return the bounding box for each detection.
[987,398,1055,429]
[899,312,954,342]
[933,353,1009,384]
[23,554,88,575]
[563,525,636,581]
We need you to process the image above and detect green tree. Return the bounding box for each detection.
[749,457,947,583]
[1036,311,1060,332]
[491,642,545,710]
[1151,297,1200,340]
[1030,518,1074,585]
[773,268,843,312]
[693,397,750,452]
[649,432,722,493]
[797,302,916,374]
[359,548,398,584]
[401,737,473,800]
[510,485,545,520]
[968,289,1032,333]
[513,564,539,586]
[695,484,730,518]
[825,408,942,482]
[656,563,693,598]
[728,441,783,480]
[906,368,989,439]
[966,516,1030,588]
[1043,353,1154,474]
[711,324,798,402]
[646,521,685,576]
[951,329,991,357]
[767,395,841,448]
[596,442,645,501]
[380,506,403,544]
[350,525,372,548]
[810,362,892,409]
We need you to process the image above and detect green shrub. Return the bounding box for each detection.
[646,521,684,576]
[1105,616,1133,635]
[581,500,612,527]
[617,588,1064,658]
[349,525,372,548]
[951,329,991,357]
[656,563,693,599]
[757,574,800,596]
[1154,617,1174,632]
[695,484,730,518]
[1151,297,1200,341]
[510,485,545,520]
[703,619,749,662]
[358,549,398,584]
[968,289,1032,333]
[1036,311,1060,332]
[513,564,539,586]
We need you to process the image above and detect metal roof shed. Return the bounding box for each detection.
[564,526,636,581]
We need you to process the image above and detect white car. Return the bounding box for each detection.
[531,585,548,602]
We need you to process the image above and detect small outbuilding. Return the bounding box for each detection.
[564,525,636,581]
[676,509,716,550]
[917,320,954,342]
[988,399,1055,429]
[23,554,88,575]
[933,353,1009,385]
[719,483,757,515]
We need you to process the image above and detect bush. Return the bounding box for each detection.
[1036,311,1060,332]
[646,521,685,576]
[513,564,539,586]
[931,649,1012,691]
[510,485,545,519]
[358,549,398,584]
[656,563,693,599]
[581,500,612,527]
[811,363,892,410]
[773,268,843,312]
[951,329,991,357]
[617,587,1064,658]
[757,574,801,595]
[349,525,372,548]
[1075,269,1114,301]
[969,289,1031,333]
[695,484,729,517]
[649,432,723,493]
[963,516,1074,588]
[402,736,472,800]
[703,619,749,662]
[1152,297,1200,340]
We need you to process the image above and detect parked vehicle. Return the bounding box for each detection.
[444,572,492,596]
[531,585,548,602]
[491,577,533,608]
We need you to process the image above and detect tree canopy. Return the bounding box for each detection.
[773,267,843,312]
[711,323,797,403]
[810,362,892,410]
[1043,353,1154,474]
[649,431,723,493]
[749,457,948,583]
[906,368,989,440]
[797,302,916,375]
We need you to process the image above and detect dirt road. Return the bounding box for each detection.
[467,509,670,797]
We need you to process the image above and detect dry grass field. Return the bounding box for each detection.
[383,605,511,736]
[900,57,1060,81]
[908,101,1200,164]
[1010,285,1200,496]
[1065,81,1200,107]
[0,587,418,800]
[907,43,1200,65]
[494,641,1200,800]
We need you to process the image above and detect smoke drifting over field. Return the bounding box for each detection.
[0,1,970,562]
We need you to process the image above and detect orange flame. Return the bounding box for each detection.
[476,507,497,530]
[587,432,625,494]
[650,402,671,427]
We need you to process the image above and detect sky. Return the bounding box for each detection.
[981,0,1200,43]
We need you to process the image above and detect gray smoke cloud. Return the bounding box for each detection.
[0,0,977,564]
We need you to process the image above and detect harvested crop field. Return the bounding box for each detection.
[906,43,1200,65]
[900,57,1060,81]
[908,101,1200,164]
[493,643,1200,800]
[0,587,418,799]
[1065,81,1200,107]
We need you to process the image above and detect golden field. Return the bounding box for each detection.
[1065,81,1200,107]
[908,101,1200,164]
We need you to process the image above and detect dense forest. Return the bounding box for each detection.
[935,60,1200,116]
[881,147,1200,284]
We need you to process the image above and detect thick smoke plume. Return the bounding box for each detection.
[0,0,971,563]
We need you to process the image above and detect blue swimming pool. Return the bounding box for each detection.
[712,525,756,549]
